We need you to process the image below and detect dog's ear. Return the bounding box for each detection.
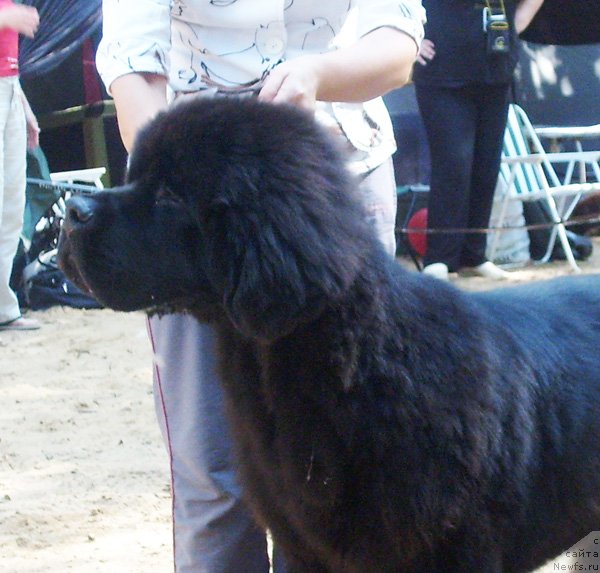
[202,175,370,342]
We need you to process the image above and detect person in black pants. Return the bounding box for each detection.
[413,0,544,280]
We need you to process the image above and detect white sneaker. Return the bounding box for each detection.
[422,262,449,281]
[464,261,510,281]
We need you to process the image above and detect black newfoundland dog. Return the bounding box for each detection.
[57,98,600,573]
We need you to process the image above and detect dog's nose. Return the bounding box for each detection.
[64,195,95,233]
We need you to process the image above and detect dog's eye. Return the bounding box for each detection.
[155,186,183,206]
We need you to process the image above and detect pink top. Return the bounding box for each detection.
[0,0,19,77]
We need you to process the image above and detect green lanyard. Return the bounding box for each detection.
[484,0,507,19]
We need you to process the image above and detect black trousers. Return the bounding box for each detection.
[415,82,510,271]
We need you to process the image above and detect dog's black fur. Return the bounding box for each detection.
[58,98,600,573]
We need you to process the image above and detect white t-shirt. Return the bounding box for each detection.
[97,0,425,173]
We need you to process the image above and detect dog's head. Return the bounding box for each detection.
[58,98,376,340]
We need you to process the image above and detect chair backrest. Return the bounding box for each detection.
[500,104,562,198]
[50,167,106,189]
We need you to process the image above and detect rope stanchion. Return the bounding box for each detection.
[397,214,600,236]
[397,211,600,271]
[27,177,100,195]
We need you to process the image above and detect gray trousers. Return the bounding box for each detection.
[149,158,397,573]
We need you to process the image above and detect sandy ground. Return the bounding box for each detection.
[0,310,171,572]
[1,242,599,573]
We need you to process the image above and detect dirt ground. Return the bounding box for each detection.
[1,242,599,573]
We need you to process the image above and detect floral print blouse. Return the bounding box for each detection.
[97,0,425,173]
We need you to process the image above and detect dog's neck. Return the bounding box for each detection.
[226,255,396,398]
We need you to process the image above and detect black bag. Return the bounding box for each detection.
[523,200,593,262]
[22,249,103,310]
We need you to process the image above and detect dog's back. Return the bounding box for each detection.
[327,262,600,572]
[469,274,600,571]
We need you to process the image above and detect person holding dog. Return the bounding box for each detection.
[0,0,40,332]
[413,0,544,281]
[96,1,425,571]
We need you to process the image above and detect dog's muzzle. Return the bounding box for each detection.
[56,194,100,295]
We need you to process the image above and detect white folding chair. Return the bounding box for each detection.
[534,124,600,185]
[489,104,600,272]
[50,167,106,189]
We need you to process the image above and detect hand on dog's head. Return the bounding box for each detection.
[59,98,379,341]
